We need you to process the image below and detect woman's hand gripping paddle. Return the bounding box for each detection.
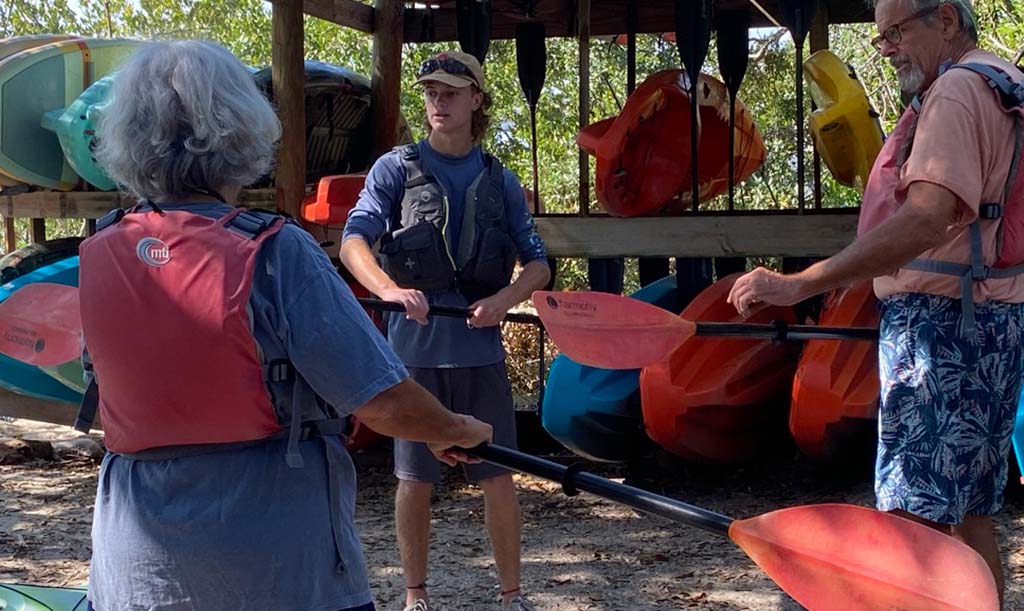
[467,443,999,611]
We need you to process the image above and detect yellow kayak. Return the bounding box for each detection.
[804,50,884,194]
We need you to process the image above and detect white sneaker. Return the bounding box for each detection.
[502,594,536,611]
[404,599,430,611]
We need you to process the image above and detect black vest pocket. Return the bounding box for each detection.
[459,227,517,302]
[380,222,455,291]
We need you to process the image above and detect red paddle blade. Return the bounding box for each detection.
[0,283,82,367]
[729,503,998,611]
[532,290,693,369]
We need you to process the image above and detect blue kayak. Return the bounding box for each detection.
[0,255,83,403]
[1014,391,1024,485]
[0,583,88,611]
[541,275,680,462]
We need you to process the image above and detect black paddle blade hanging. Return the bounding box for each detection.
[673,0,712,80]
[673,0,712,211]
[515,22,547,108]
[777,0,819,46]
[456,0,492,64]
[716,12,750,100]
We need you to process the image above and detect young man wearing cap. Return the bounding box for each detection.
[341,51,550,611]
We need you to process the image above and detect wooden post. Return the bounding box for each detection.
[578,0,591,215]
[4,217,15,253]
[809,2,830,210]
[271,0,306,220]
[371,0,403,159]
[30,218,45,244]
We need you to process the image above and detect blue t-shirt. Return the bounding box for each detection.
[87,203,408,611]
[343,140,548,368]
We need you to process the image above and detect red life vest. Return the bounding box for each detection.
[79,207,286,453]
[858,61,1024,340]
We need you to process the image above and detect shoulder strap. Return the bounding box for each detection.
[221,207,286,240]
[945,62,1024,111]
[95,208,126,232]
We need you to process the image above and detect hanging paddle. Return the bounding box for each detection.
[467,442,998,611]
[777,0,819,211]
[716,12,750,212]
[515,21,547,215]
[455,0,492,64]
[0,282,82,367]
[532,290,876,369]
[673,0,712,212]
[357,297,541,326]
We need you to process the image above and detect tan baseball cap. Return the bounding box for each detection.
[414,50,485,89]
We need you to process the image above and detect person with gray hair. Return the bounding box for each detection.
[79,39,492,611]
[730,0,1024,606]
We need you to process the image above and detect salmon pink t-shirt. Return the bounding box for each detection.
[871,49,1024,303]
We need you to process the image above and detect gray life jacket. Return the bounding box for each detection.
[379,143,517,303]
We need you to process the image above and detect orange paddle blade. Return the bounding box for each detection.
[0,283,82,366]
[729,503,998,611]
[533,290,694,369]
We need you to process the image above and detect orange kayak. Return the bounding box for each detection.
[576,70,765,217]
[639,274,802,462]
[790,282,880,462]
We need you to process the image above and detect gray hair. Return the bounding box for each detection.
[95,40,282,201]
[867,0,979,43]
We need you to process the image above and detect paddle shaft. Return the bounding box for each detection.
[696,321,877,341]
[357,297,542,326]
[468,443,733,536]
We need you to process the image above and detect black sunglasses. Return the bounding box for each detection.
[417,57,478,85]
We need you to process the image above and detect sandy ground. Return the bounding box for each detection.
[2,417,1022,610]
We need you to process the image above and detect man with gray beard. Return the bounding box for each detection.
[727,1,1024,606]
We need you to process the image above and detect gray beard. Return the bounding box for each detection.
[898,63,927,94]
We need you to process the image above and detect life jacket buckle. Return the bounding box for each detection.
[979,203,1003,220]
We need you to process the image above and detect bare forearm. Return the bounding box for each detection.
[339,236,399,297]
[797,191,956,298]
[493,259,551,310]
[353,378,471,443]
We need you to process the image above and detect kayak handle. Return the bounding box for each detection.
[696,321,878,341]
[466,443,734,537]
[357,298,542,327]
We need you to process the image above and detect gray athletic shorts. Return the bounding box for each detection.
[394,362,517,483]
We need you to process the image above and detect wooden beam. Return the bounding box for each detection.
[370,0,403,159]
[534,212,858,258]
[578,0,590,215]
[303,0,374,32]
[0,190,277,220]
[272,0,307,219]
[0,387,83,429]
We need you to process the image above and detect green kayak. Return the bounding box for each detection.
[0,583,88,611]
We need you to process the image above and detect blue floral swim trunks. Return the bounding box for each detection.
[875,293,1024,524]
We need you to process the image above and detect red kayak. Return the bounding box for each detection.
[790,282,880,462]
[639,274,802,462]
[576,70,765,217]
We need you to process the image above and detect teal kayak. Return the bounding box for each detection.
[1014,389,1024,485]
[540,274,680,462]
[0,583,88,611]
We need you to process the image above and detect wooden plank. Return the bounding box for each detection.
[398,0,873,43]
[0,387,85,429]
[578,0,590,215]
[370,0,404,159]
[272,0,307,220]
[0,190,277,220]
[534,212,859,258]
[302,0,374,32]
